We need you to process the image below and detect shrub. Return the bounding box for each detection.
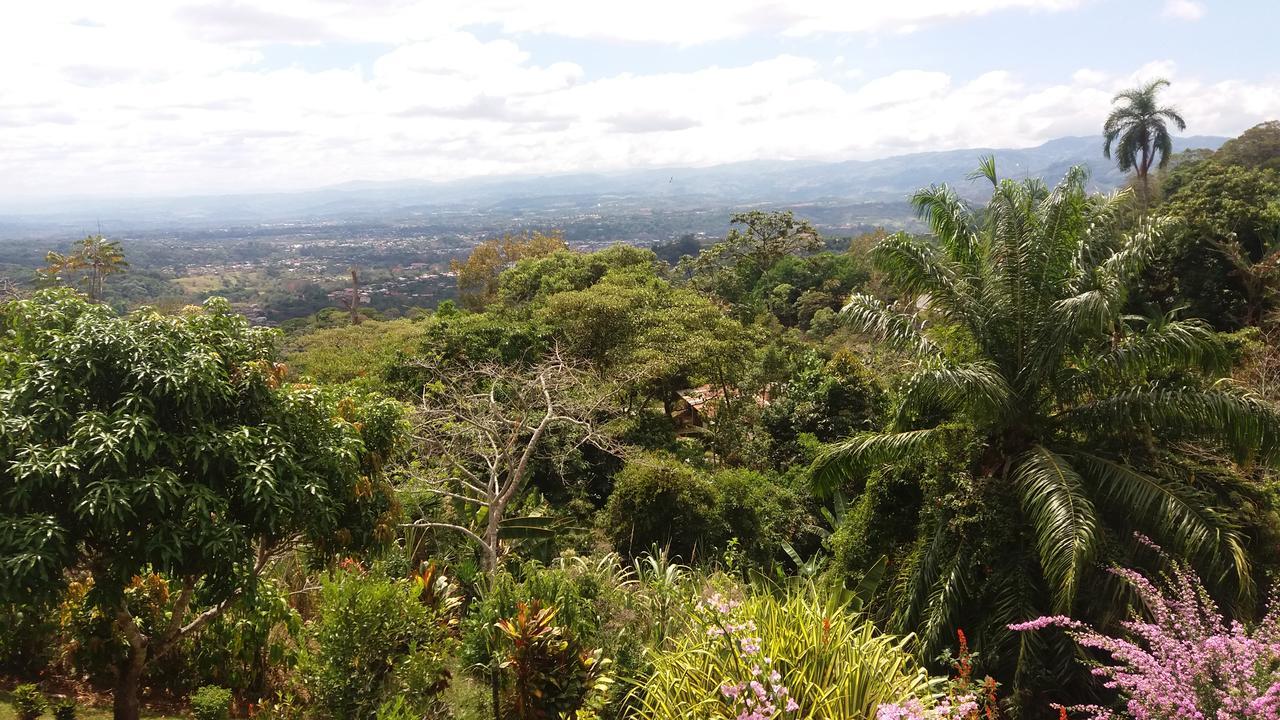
[461,562,605,671]
[0,604,57,675]
[601,453,718,561]
[190,686,232,720]
[496,602,611,719]
[372,696,419,720]
[52,699,78,720]
[461,553,693,720]
[1011,537,1280,720]
[709,468,807,567]
[11,684,47,720]
[637,583,933,720]
[187,578,303,697]
[301,570,457,720]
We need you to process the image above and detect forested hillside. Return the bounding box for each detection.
[3,114,1280,720]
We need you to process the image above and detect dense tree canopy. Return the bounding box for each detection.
[451,231,568,309]
[1142,136,1280,327]
[1216,120,1280,172]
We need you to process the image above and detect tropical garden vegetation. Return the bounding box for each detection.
[2,86,1279,720]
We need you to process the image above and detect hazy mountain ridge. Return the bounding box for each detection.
[0,135,1227,235]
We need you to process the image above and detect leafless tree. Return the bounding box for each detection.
[1239,313,1280,405]
[0,278,24,302]
[403,352,620,573]
[340,266,362,324]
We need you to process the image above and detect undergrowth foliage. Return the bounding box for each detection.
[301,568,457,720]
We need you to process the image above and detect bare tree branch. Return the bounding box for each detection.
[405,353,621,574]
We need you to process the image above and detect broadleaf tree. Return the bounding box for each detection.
[0,289,407,720]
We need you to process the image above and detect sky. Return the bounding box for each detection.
[3,0,1279,199]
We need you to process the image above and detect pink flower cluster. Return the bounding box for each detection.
[1010,541,1280,720]
[875,695,979,720]
[701,592,801,719]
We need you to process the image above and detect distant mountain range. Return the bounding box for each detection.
[0,135,1227,236]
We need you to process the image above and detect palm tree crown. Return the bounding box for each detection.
[815,161,1279,703]
[1103,78,1186,201]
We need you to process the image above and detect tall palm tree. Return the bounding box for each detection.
[1103,78,1186,205]
[77,234,127,301]
[814,160,1279,707]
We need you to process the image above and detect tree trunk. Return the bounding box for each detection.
[348,267,362,325]
[482,506,501,573]
[113,645,146,720]
[113,607,149,720]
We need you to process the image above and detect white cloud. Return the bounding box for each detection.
[9,0,1087,50]
[1162,0,1206,21]
[0,1,1275,199]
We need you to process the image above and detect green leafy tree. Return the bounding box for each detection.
[601,453,719,560]
[535,266,759,414]
[1103,78,1187,205]
[0,290,406,720]
[451,231,568,310]
[283,317,426,389]
[814,162,1280,706]
[681,211,822,315]
[1159,160,1280,326]
[1216,120,1280,172]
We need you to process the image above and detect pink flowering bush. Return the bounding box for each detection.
[1010,539,1280,720]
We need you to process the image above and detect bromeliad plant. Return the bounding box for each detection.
[813,162,1280,695]
[1011,537,1280,720]
[637,582,933,720]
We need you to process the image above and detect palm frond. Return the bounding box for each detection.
[909,185,980,266]
[1074,452,1253,601]
[984,568,1061,695]
[1063,387,1280,465]
[967,155,999,188]
[839,292,939,358]
[896,360,1014,427]
[892,521,953,638]
[1083,318,1230,384]
[1157,107,1187,131]
[919,547,976,654]
[1154,127,1176,169]
[870,234,972,320]
[809,427,952,495]
[1010,447,1098,613]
